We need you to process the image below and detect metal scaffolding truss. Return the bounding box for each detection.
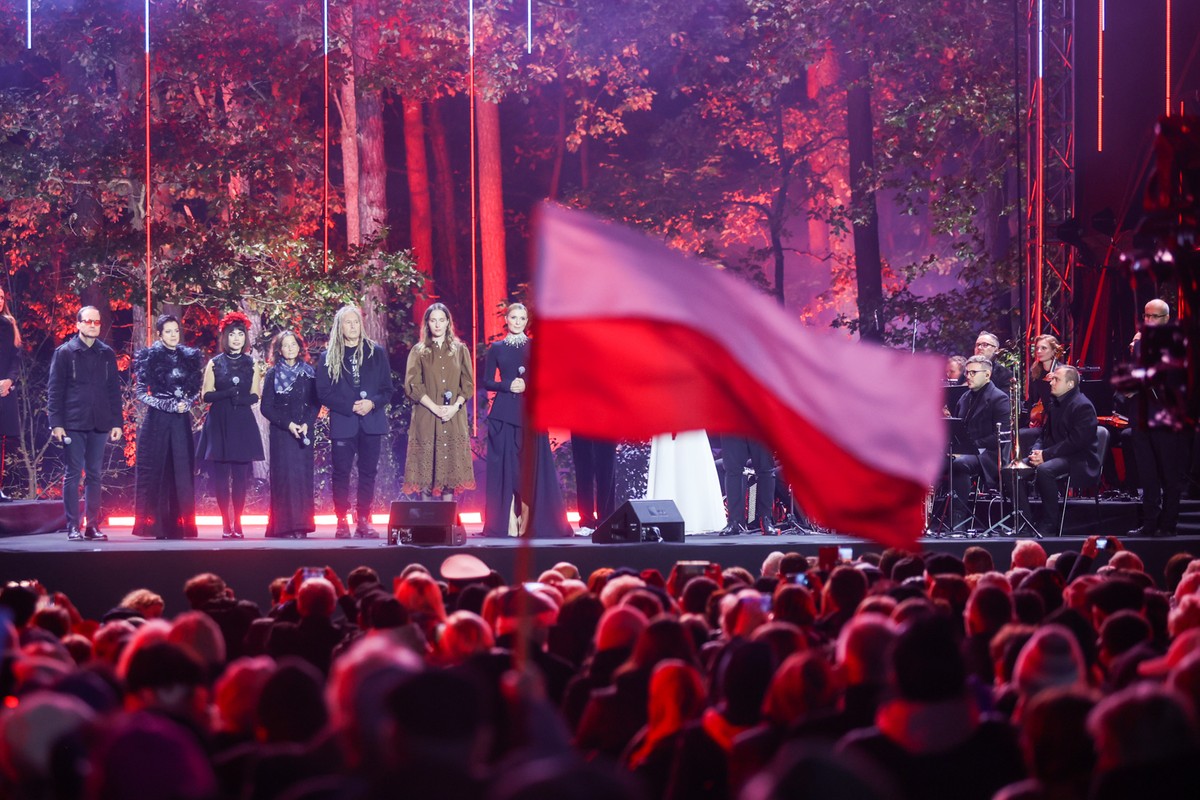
[1025,0,1077,346]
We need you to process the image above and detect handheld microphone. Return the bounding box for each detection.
[441,391,453,423]
[62,435,72,445]
[232,376,240,385]
[360,391,368,400]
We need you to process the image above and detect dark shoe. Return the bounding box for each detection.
[1153,526,1178,538]
[1127,524,1157,538]
[718,523,742,537]
[83,525,108,541]
[758,518,780,536]
[354,522,381,539]
[335,520,352,539]
[67,525,83,541]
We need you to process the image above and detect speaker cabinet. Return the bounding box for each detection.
[387,501,465,546]
[592,500,685,544]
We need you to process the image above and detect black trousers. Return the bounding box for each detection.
[331,431,382,521]
[1130,427,1188,529]
[721,436,774,524]
[572,435,615,527]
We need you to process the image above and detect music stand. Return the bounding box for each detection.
[931,417,975,536]
[980,423,1041,538]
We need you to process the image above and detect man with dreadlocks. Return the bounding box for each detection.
[316,304,394,539]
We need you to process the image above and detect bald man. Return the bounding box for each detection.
[1125,299,1186,537]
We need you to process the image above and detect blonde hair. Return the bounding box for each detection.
[323,304,375,383]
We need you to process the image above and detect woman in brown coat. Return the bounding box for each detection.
[403,303,475,499]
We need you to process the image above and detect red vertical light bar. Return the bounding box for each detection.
[1097,0,1104,151]
[1034,0,1045,340]
[469,0,478,437]
[145,0,152,344]
[1165,0,1172,116]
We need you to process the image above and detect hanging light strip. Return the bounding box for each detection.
[144,0,153,344]
[323,0,330,272]
[26,0,31,48]
[1097,0,1104,151]
[527,0,533,53]
[1165,0,1172,116]
[469,0,479,436]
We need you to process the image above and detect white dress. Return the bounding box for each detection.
[646,430,726,534]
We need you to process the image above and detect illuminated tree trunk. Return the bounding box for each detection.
[476,96,507,337]
[340,0,388,347]
[429,99,461,304]
[843,48,884,343]
[403,96,434,324]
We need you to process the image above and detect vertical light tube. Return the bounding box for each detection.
[26,0,31,49]
[1165,0,1172,115]
[1098,0,1104,151]
[323,0,330,272]
[527,0,533,53]
[1035,0,1045,339]
[145,0,153,344]
[469,0,478,436]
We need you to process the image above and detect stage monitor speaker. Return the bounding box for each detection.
[387,501,465,546]
[592,500,685,544]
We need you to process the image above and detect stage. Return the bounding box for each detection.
[2,496,1197,620]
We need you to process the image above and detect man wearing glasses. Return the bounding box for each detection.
[937,356,1011,530]
[1023,365,1099,534]
[48,306,123,541]
[973,331,1014,389]
[1125,299,1186,536]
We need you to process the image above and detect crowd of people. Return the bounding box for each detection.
[3,535,1200,799]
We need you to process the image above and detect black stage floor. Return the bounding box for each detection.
[3,496,1198,620]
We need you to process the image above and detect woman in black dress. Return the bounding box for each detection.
[0,286,21,501]
[198,311,265,540]
[260,330,318,539]
[481,303,571,538]
[131,314,203,538]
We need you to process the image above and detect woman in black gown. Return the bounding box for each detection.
[0,286,21,501]
[481,303,571,538]
[131,314,203,538]
[197,311,265,540]
[260,330,319,539]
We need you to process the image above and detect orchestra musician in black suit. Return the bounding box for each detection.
[938,356,1011,529]
[973,331,1014,389]
[1022,365,1099,534]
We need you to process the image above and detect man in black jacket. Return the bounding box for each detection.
[973,331,1014,390]
[316,305,394,539]
[47,306,123,541]
[939,355,1011,529]
[1024,365,1099,533]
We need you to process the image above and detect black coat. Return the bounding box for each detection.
[315,345,394,438]
[956,381,1011,453]
[47,335,123,432]
[1035,386,1100,482]
[482,337,528,425]
[0,316,20,437]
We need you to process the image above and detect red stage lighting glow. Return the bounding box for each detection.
[459,511,483,525]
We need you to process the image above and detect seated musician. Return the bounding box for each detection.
[1022,365,1099,534]
[973,331,1014,389]
[938,356,1011,528]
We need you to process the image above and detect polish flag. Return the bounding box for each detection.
[528,203,945,549]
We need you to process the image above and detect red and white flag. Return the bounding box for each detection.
[528,203,945,549]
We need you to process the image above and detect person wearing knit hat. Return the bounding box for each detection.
[197,311,264,540]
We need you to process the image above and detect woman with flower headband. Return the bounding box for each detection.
[197,311,265,540]
[480,303,570,537]
[260,330,319,539]
[131,314,203,539]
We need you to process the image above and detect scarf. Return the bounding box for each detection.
[273,360,314,394]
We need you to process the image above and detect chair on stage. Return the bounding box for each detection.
[1054,426,1109,537]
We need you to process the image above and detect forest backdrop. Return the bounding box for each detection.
[0,0,1021,507]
